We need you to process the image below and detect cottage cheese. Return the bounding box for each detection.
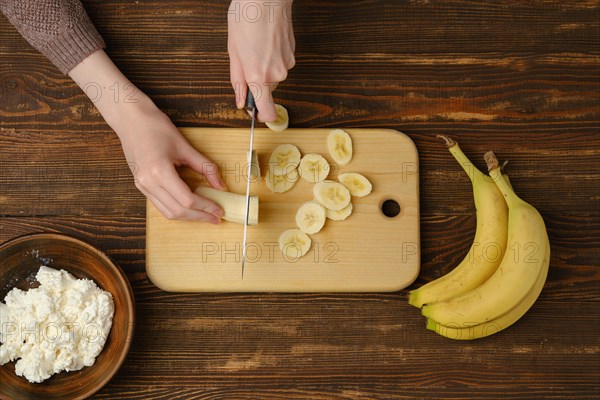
[0,266,114,383]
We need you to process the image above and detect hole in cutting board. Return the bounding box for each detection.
[381,199,401,218]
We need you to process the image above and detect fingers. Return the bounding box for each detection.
[240,62,292,121]
[181,145,227,191]
[249,83,277,122]
[229,49,292,122]
[142,190,172,220]
[135,162,223,223]
[140,182,221,224]
[160,165,224,218]
[230,55,247,109]
[231,60,277,121]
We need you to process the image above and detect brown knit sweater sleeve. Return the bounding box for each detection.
[0,0,105,74]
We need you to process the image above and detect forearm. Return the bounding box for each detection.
[68,49,154,139]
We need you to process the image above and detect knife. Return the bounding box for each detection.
[241,90,256,279]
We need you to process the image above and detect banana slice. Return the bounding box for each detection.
[295,201,327,234]
[265,104,289,132]
[269,144,301,175]
[326,202,353,221]
[298,153,330,183]
[327,129,353,166]
[313,181,351,211]
[266,168,299,193]
[279,229,311,260]
[338,173,372,197]
[247,150,261,180]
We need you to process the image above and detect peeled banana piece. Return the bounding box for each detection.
[266,168,299,193]
[279,229,311,260]
[296,201,327,234]
[326,202,353,221]
[195,186,258,225]
[269,144,301,176]
[421,151,550,328]
[338,173,372,197]
[265,104,289,132]
[327,129,353,166]
[299,153,330,183]
[313,181,351,211]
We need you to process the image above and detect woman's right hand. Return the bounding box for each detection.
[227,0,295,122]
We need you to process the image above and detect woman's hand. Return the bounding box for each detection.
[227,0,295,122]
[111,97,227,223]
[69,50,226,223]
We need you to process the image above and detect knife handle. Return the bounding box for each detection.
[245,89,256,111]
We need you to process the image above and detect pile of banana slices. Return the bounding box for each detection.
[260,109,373,260]
[409,136,550,340]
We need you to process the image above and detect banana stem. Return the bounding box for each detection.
[437,134,456,148]
[485,151,517,207]
[437,135,485,182]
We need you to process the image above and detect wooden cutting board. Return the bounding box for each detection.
[146,128,420,292]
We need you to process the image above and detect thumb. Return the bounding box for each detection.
[251,83,277,122]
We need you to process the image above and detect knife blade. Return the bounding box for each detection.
[241,90,256,279]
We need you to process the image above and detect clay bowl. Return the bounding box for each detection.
[0,233,135,400]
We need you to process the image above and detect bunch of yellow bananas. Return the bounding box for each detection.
[409,136,550,340]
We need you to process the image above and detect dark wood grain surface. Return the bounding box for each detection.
[1,0,599,399]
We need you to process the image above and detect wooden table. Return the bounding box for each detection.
[1,1,599,398]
